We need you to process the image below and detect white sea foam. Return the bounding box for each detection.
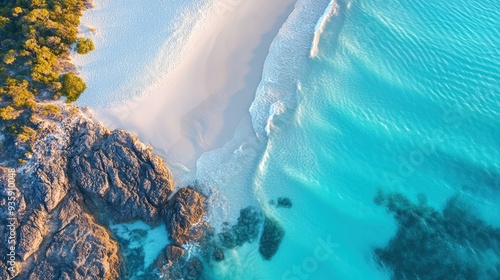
[197,0,333,230]
[310,0,339,57]
[249,0,333,137]
[265,101,286,135]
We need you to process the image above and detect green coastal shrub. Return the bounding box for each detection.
[59,72,86,102]
[3,50,16,64]
[76,37,95,54]
[17,126,36,143]
[0,0,91,159]
[0,106,21,120]
[3,78,35,108]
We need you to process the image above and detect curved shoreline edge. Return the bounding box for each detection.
[1,0,340,279]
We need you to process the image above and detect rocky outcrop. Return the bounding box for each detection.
[164,187,206,244]
[0,105,206,280]
[27,192,121,280]
[0,103,293,279]
[166,245,185,263]
[70,122,173,223]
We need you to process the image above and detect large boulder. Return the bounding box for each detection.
[70,122,174,224]
[166,245,185,263]
[164,187,206,244]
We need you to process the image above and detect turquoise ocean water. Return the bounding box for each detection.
[75,0,499,278]
[205,0,500,278]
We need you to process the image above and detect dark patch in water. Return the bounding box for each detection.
[374,191,500,279]
[269,197,293,208]
[277,197,293,208]
[212,247,224,262]
[219,206,262,249]
[259,217,285,260]
[217,207,286,261]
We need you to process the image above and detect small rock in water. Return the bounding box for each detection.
[166,245,185,263]
[213,247,225,262]
[186,257,203,279]
[277,197,293,208]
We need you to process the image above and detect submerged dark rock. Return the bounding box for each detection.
[215,207,286,263]
[258,217,285,260]
[112,225,149,279]
[212,247,225,262]
[374,191,500,280]
[277,197,293,208]
[186,257,204,279]
[219,206,262,249]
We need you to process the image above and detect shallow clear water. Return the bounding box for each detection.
[206,0,500,278]
[109,222,169,278]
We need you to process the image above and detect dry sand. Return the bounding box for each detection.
[91,0,296,176]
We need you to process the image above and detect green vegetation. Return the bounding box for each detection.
[0,0,93,162]
[0,106,21,120]
[60,72,86,102]
[76,37,94,54]
[17,125,36,143]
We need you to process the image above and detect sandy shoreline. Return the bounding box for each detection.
[78,0,296,177]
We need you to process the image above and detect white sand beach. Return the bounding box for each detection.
[76,0,296,177]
